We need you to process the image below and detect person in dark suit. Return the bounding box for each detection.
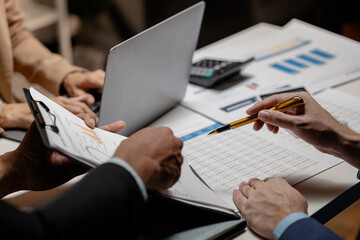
[0,119,183,239]
[232,92,360,239]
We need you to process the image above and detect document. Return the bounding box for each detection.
[182,19,360,123]
[27,88,126,167]
[163,89,360,215]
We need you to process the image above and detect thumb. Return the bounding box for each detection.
[258,110,298,130]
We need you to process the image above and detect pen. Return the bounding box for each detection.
[208,96,304,135]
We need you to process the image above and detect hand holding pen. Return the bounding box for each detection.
[228,91,360,169]
[209,95,304,135]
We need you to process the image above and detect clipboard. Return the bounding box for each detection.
[23,88,106,168]
[24,88,54,151]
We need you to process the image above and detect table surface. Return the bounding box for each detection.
[1,22,360,239]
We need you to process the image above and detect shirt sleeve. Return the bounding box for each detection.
[107,157,148,200]
[273,212,309,240]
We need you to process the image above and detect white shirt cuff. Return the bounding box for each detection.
[107,157,148,200]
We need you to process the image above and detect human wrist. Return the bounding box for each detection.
[334,126,360,168]
[0,104,33,129]
[0,104,6,130]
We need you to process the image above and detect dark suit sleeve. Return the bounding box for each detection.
[279,218,341,240]
[0,163,151,240]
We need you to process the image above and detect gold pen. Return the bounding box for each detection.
[208,96,304,135]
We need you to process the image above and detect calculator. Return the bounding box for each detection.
[189,57,253,88]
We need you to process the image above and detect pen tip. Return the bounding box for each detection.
[208,130,217,135]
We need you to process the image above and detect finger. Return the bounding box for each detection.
[99,120,126,133]
[264,177,274,182]
[83,114,97,128]
[94,69,105,79]
[258,110,301,131]
[266,122,277,132]
[246,94,295,115]
[173,137,184,152]
[248,178,263,189]
[82,72,104,89]
[246,92,310,116]
[177,153,184,166]
[233,189,247,213]
[239,182,253,198]
[253,120,264,131]
[60,97,94,116]
[70,99,95,116]
[272,126,279,134]
[72,93,95,106]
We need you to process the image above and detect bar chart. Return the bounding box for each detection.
[270,49,335,75]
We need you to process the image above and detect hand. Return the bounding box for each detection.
[113,127,183,190]
[63,69,105,105]
[0,103,33,129]
[0,96,99,130]
[246,92,351,156]
[0,117,126,198]
[52,95,98,124]
[233,177,308,239]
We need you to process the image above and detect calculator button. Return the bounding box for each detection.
[204,72,214,77]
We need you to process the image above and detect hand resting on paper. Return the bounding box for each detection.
[0,114,125,198]
[114,127,184,191]
[246,92,360,168]
[233,177,308,239]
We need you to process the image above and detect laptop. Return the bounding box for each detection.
[98,2,205,136]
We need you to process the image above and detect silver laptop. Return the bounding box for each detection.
[99,2,205,136]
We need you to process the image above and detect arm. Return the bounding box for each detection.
[1,162,150,239]
[7,0,104,103]
[0,124,182,238]
[6,0,83,95]
[246,92,360,169]
[278,217,341,240]
[0,119,126,198]
[0,95,99,130]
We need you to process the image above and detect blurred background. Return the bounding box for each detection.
[20,0,360,72]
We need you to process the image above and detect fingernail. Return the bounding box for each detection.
[0,127,4,134]
[89,118,95,127]
[258,110,270,121]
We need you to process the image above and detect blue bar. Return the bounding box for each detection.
[179,123,223,141]
[298,54,325,65]
[284,59,308,68]
[311,49,335,59]
[220,96,257,113]
[270,63,299,74]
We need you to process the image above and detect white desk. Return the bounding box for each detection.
[1,22,360,239]
[191,23,360,239]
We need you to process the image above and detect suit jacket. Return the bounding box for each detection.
[280,218,341,240]
[0,0,83,103]
[0,163,151,239]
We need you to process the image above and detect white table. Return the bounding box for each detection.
[1,22,360,239]
[192,22,360,239]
